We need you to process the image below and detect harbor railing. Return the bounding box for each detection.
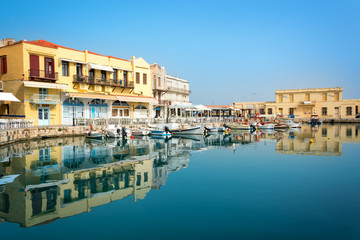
[74,117,238,126]
[0,119,34,130]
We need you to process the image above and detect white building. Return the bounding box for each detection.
[166,75,191,118]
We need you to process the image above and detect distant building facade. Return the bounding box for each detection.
[150,64,167,118]
[233,87,360,119]
[166,75,191,117]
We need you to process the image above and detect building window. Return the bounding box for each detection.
[322,93,327,101]
[322,107,327,116]
[279,108,283,114]
[278,94,283,103]
[356,106,358,114]
[113,69,117,80]
[267,108,272,114]
[136,72,140,84]
[346,107,352,116]
[260,109,265,114]
[64,189,72,204]
[62,61,69,76]
[123,71,128,82]
[144,172,148,182]
[101,70,106,81]
[346,128,352,137]
[289,94,294,102]
[143,73,147,84]
[334,92,339,101]
[289,108,294,116]
[322,128,327,137]
[39,88,48,99]
[1,56,7,74]
[136,174,141,186]
[305,93,310,101]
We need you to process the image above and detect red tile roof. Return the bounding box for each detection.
[25,39,130,61]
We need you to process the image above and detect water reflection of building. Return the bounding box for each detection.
[265,124,360,156]
[0,156,152,228]
[1,124,360,227]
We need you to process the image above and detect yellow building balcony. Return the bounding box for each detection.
[29,69,59,82]
[73,75,134,89]
[29,94,60,105]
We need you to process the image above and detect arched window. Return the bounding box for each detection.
[135,105,147,110]
[112,101,129,107]
[90,99,107,106]
[112,101,130,118]
[63,98,84,106]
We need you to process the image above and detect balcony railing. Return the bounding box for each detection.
[73,75,134,88]
[29,69,58,82]
[30,94,60,105]
[167,86,191,94]
[153,84,167,91]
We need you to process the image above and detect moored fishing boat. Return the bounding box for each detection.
[105,124,122,138]
[257,123,275,129]
[286,120,302,128]
[132,128,150,136]
[274,123,288,129]
[150,129,172,136]
[85,130,103,139]
[226,123,253,130]
[171,124,205,135]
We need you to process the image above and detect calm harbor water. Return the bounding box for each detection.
[0,124,360,240]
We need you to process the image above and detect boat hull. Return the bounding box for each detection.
[171,125,205,135]
[226,124,252,130]
[150,130,172,136]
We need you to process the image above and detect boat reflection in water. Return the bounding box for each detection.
[0,124,359,227]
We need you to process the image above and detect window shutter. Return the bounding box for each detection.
[3,57,7,74]
[1,57,7,74]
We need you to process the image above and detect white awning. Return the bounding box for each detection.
[24,81,68,90]
[0,92,20,102]
[89,63,113,72]
[112,66,133,72]
[59,58,87,64]
[115,95,157,103]
[195,104,211,111]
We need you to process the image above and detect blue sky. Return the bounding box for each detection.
[1,0,360,104]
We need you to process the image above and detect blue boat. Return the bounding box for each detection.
[150,130,172,136]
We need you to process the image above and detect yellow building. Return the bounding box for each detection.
[0,39,155,126]
[233,87,360,120]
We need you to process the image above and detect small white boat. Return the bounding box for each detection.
[257,123,275,129]
[105,125,122,138]
[207,127,218,132]
[85,130,103,139]
[286,120,302,128]
[171,124,205,135]
[218,127,226,132]
[226,123,253,130]
[132,129,150,136]
[150,129,172,136]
